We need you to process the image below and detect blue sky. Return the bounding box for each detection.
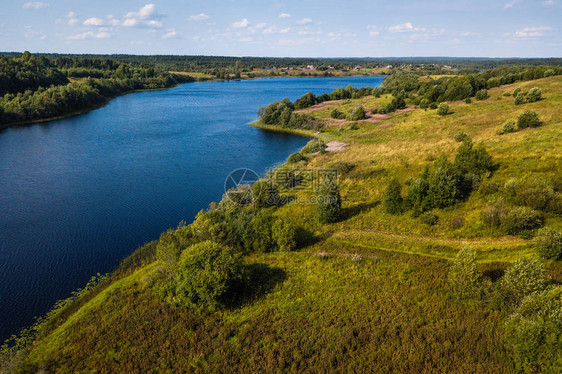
[1,0,560,57]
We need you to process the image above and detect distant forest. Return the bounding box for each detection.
[1,51,561,128]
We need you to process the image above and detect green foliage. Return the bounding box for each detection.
[517,110,541,129]
[175,241,245,311]
[500,257,549,305]
[514,92,525,105]
[536,227,562,260]
[436,102,449,116]
[383,178,403,215]
[427,157,460,209]
[513,87,522,96]
[453,131,470,142]
[464,97,472,104]
[475,89,488,100]
[505,286,562,373]
[317,186,342,223]
[348,105,366,121]
[429,102,438,110]
[272,220,298,252]
[243,210,277,252]
[156,224,196,273]
[294,92,318,109]
[330,108,345,119]
[420,212,438,225]
[498,119,516,134]
[252,180,280,209]
[301,139,327,154]
[500,206,543,235]
[419,98,430,109]
[453,140,493,176]
[287,152,307,164]
[448,248,481,299]
[526,87,542,102]
[503,177,558,212]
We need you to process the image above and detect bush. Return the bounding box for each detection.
[330,108,345,119]
[429,102,438,110]
[419,99,430,109]
[526,87,541,102]
[449,248,481,299]
[513,87,522,96]
[514,92,525,105]
[500,257,549,305]
[450,216,465,229]
[272,220,298,252]
[500,207,543,235]
[156,225,196,272]
[475,89,488,100]
[175,241,245,311]
[348,105,366,121]
[317,186,342,223]
[543,69,555,77]
[420,212,438,225]
[517,110,540,129]
[301,139,326,154]
[454,140,493,176]
[502,91,511,97]
[383,178,403,215]
[505,286,562,373]
[244,210,277,252]
[464,97,472,104]
[536,226,562,260]
[504,177,555,211]
[436,102,449,116]
[287,152,307,164]
[498,119,516,134]
[453,131,470,142]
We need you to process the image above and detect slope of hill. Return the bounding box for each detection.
[2,75,561,373]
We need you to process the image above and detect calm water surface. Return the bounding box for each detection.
[0,76,383,340]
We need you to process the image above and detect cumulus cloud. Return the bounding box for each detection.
[22,2,49,9]
[513,26,552,38]
[263,26,290,34]
[239,37,253,42]
[232,18,249,28]
[162,30,178,39]
[296,18,313,25]
[68,31,111,40]
[387,22,424,33]
[279,13,291,18]
[83,17,104,26]
[189,13,210,21]
[123,4,164,28]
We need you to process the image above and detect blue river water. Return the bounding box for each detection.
[0,76,384,341]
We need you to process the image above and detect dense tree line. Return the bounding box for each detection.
[0,52,68,96]
[382,65,561,105]
[0,52,190,126]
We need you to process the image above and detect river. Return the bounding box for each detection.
[0,76,384,341]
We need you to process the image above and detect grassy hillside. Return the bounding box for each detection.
[2,75,561,373]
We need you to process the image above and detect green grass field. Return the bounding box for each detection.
[3,75,561,373]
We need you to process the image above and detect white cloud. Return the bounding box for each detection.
[189,13,210,21]
[162,30,178,39]
[24,26,46,39]
[68,31,111,40]
[68,18,79,26]
[296,18,312,25]
[22,2,49,9]
[123,4,164,28]
[239,37,253,42]
[387,22,424,33]
[67,11,76,18]
[504,0,523,8]
[367,25,379,37]
[542,0,555,4]
[83,17,104,26]
[232,18,249,28]
[263,26,290,35]
[513,26,552,38]
[279,13,291,18]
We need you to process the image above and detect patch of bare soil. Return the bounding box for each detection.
[325,141,348,152]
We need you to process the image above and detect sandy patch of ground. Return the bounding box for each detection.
[325,141,348,152]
